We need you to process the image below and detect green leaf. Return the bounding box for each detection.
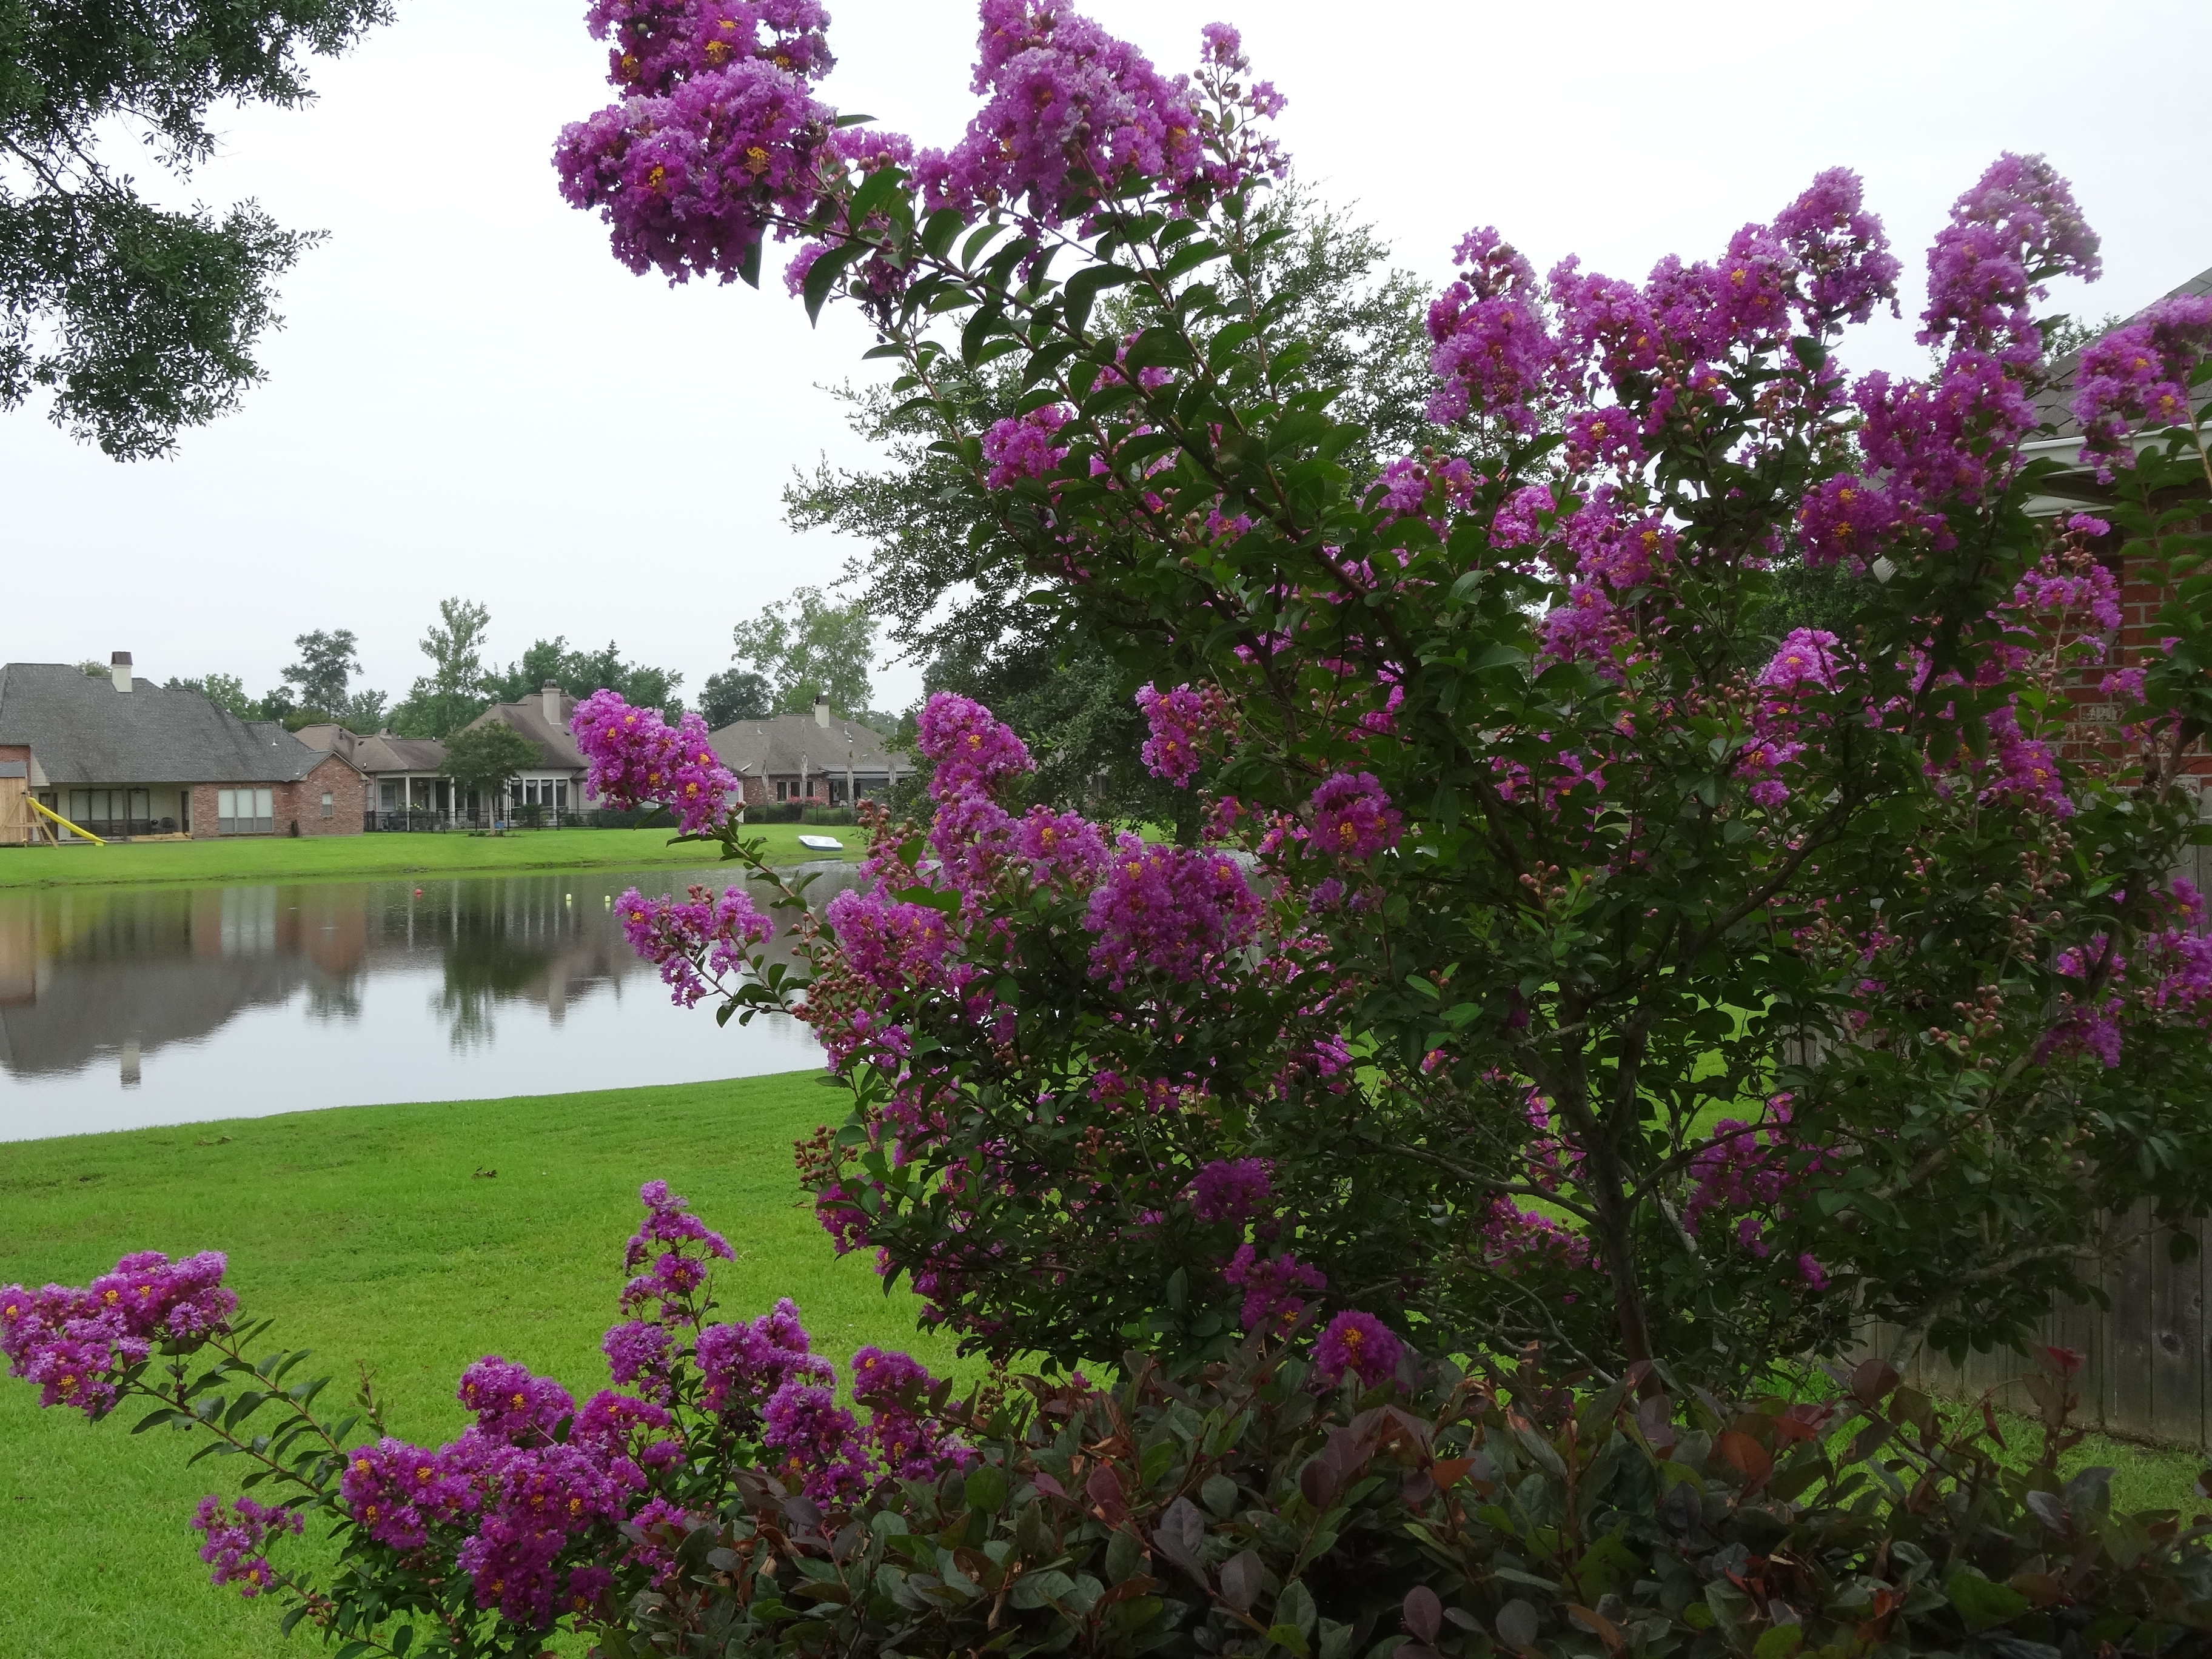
[804,243,865,326]
[1753,1626,1803,1659]
[965,1463,1010,1513]
[391,1626,415,1657]
[920,208,965,260]
[846,164,909,229]
[1267,1626,1312,1659]
[1946,1569,2029,1631]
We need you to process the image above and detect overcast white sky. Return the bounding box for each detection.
[4,0,2208,714]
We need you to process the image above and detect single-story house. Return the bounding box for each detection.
[295,685,595,825]
[459,683,593,818]
[295,726,458,821]
[0,655,367,842]
[709,697,902,807]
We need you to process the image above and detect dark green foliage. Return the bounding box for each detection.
[440,720,542,799]
[0,0,390,456]
[786,183,1434,822]
[484,637,687,716]
[729,586,879,719]
[703,666,775,729]
[610,1341,2212,1659]
[389,597,493,739]
[281,626,363,717]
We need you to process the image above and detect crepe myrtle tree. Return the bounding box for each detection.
[557,0,2212,1390]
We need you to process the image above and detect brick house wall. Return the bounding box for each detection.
[187,755,367,840]
[2054,520,2212,782]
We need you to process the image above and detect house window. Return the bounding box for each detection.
[217,788,275,835]
[380,783,396,811]
[555,780,569,809]
[776,781,789,802]
[320,792,333,818]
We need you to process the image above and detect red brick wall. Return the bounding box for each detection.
[2057,528,2212,781]
[189,758,367,839]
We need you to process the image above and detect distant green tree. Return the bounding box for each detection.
[281,627,360,714]
[390,598,492,739]
[699,666,772,729]
[728,586,874,716]
[483,637,684,715]
[166,672,252,717]
[1,0,391,458]
[441,720,541,812]
[341,686,387,731]
[74,659,107,677]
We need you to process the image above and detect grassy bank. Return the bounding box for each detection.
[0,824,863,889]
[0,1074,937,1659]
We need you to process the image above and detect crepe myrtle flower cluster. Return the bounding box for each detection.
[1136,680,1224,787]
[571,690,736,834]
[192,1496,301,1599]
[916,4,1284,234]
[0,1250,234,1417]
[1,1184,991,1629]
[2072,294,2212,479]
[556,0,848,286]
[1683,1096,1831,1289]
[617,883,775,1007]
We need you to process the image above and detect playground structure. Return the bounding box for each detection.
[0,772,100,846]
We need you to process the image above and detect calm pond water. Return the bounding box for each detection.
[0,863,861,1142]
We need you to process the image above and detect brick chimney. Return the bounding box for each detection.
[110,651,133,694]
[813,693,830,728]
[542,682,562,725]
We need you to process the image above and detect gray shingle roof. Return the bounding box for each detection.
[293,725,451,775]
[710,712,895,779]
[462,689,588,770]
[2033,264,2212,437]
[0,664,350,785]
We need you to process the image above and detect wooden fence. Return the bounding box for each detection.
[1865,1201,2208,1451]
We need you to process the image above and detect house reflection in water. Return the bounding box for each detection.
[0,864,854,1125]
[0,884,368,1082]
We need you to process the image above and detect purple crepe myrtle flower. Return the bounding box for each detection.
[2072,296,2212,478]
[458,1357,577,1445]
[1190,1157,1273,1223]
[1308,772,1401,860]
[1015,805,1111,885]
[1084,836,1260,987]
[695,1298,834,1413]
[192,1495,301,1599]
[825,886,954,990]
[982,404,1074,488]
[1313,1309,1403,1388]
[602,1319,675,1402]
[1920,153,2100,359]
[618,885,776,1007]
[1758,629,1845,695]
[1221,1244,1325,1333]
[628,1179,737,1269]
[1136,682,1216,786]
[571,692,737,834]
[1426,227,1554,432]
[1771,166,1900,329]
[554,56,847,289]
[917,692,1034,798]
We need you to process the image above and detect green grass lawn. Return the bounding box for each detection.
[2,1078,2199,1658]
[0,824,865,889]
[0,1074,940,1659]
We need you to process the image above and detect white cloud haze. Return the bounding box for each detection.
[2,0,2207,714]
